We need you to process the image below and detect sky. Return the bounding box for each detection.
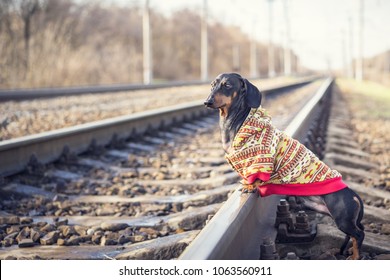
[102,0,390,71]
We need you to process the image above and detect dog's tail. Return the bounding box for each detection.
[353,192,365,231]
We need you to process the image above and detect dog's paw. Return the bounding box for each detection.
[240,184,257,193]
[346,254,360,260]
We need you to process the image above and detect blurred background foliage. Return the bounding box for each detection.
[0,0,388,89]
[0,0,299,88]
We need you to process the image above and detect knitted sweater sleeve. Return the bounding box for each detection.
[226,120,279,184]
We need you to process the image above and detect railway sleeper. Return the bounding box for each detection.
[0,202,221,259]
[0,230,200,260]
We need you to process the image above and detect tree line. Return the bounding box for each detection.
[0,0,298,89]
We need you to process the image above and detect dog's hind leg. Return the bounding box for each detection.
[323,188,365,259]
[323,188,364,259]
[349,236,362,260]
[339,235,350,255]
[340,231,365,260]
[336,223,364,260]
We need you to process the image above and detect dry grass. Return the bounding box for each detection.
[337,78,390,190]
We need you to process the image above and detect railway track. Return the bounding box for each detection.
[0,77,315,141]
[1,78,388,260]
[0,78,320,259]
[0,76,316,101]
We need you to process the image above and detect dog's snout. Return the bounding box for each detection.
[204,98,214,107]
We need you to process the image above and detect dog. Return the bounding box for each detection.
[204,72,365,260]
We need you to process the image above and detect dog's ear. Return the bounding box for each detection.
[243,79,262,108]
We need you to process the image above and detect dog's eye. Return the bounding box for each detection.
[225,83,232,89]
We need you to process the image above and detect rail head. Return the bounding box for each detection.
[0,81,210,101]
[179,77,334,260]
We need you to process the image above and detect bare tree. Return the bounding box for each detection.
[19,0,39,70]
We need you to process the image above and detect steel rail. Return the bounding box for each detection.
[179,77,334,260]
[0,101,208,177]
[0,77,318,101]
[0,81,208,101]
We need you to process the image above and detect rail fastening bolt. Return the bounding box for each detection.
[260,237,279,260]
[285,252,299,260]
[294,210,310,232]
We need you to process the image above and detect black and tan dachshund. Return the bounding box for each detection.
[204,72,365,260]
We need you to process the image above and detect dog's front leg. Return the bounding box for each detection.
[240,183,257,193]
[240,179,262,193]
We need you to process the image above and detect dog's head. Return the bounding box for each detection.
[204,73,262,117]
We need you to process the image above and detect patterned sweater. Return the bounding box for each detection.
[225,108,347,197]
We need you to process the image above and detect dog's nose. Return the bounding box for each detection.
[204,99,214,107]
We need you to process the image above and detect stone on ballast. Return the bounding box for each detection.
[100,222,128,231]
[139,227,159,238]
[6,225,20,235]
[96,206,116,216]
[3,238,14,247]
[118,235,132,245]
[20,217,33,224]
[16,227,30,243]
[55,219,68,227]
[40,223,56,233]
[74,225,87,236]
[381,224,390,235]
[57,238,66,246]
[66,235,83,246]
[40,231,59,245]
[54,209,63,216]
[4,232,18,241]
[129,235,146,243]
[100,236,117,246]
[18,238,35,248]
[30,228,42,242]
[7,216,20,225]
[60,225,76,237]
[92,234,102,245]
